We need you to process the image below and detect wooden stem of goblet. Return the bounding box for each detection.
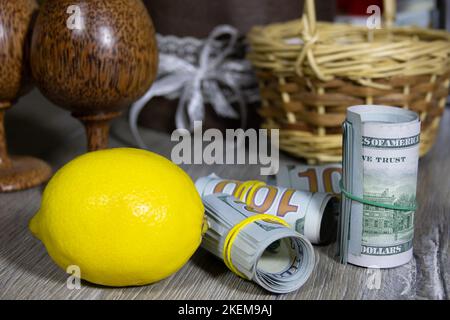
[74,112,122,152]
[0,103,12,168]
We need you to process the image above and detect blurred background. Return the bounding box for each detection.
[11,0,450,161]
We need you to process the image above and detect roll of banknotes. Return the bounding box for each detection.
[339,105,420,268]
[196,174,339,244]
[268,164,342,195]
[202,193,315,294]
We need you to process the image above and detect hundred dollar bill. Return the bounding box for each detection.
[202,194,315,293]
[268,164,342,195]
[196,174,339,244]
[339,105,420,268]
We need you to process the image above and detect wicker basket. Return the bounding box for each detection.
[247,0,450,164]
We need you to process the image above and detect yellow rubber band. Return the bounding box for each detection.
[234,180,260,201]
[222,214,290,280]
[234,180,266,205]
[244,182,267,207]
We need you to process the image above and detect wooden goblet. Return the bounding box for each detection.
[0,0,52,192]
[30,0,158,151]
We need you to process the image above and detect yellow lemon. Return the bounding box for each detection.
[29,148,204,287]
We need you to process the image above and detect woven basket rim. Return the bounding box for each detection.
[248,19,450,81]
[249,20,450,47]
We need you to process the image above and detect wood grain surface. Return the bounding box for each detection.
[0,0,53,192]
[31,0,158,113]
[0,89,448,300]
[0,0,37,103]
[30,0,158,151]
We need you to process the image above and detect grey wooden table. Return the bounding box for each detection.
[0,90,449,300]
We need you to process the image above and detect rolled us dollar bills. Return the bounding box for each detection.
[339,105,420,268]
[268,164,342,195]
[196,174,339,244]
[202,193,315,294]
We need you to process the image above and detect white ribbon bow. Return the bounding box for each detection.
[129,25,253,149]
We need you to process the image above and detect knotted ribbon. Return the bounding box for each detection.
[129,25,255,149]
